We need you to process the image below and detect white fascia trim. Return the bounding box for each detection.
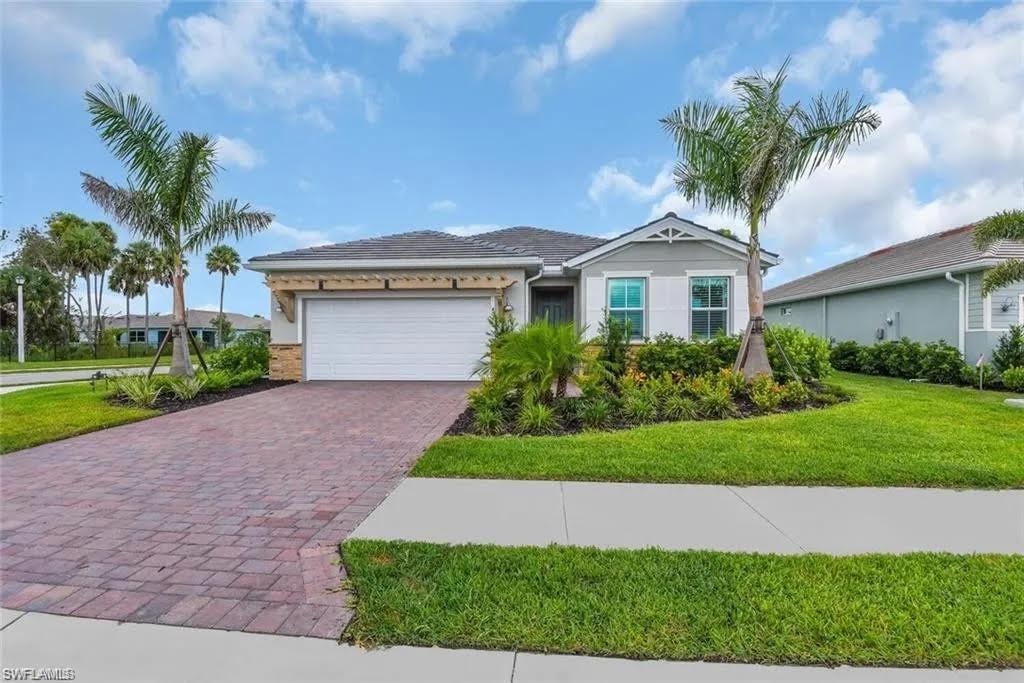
[685,269,737,276]
[245,256,543,272]
[764,259,1002,306]
[564,215,781,268]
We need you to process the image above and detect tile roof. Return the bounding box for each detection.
[474,226,607,266]
[764,222,1024,303]
[248,230,534,262]
[107,310,269,330]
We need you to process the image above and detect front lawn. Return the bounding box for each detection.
[414,373,1023,488]
[0,356,171,373]
[343,540,1024,668]
[0,383,157,454]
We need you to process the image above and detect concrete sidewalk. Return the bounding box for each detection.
[351,478,1024,554]
[0,365,168,387]
[1,610,1014,682]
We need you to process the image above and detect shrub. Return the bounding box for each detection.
[229,368,264,388]
[857,343,890,375]
[622,389,658,424]
[516,401,558,435]
[468,380,510,414]
[1001,366,1024,392]
[492,321,585,401]
[633,334,720,378]
[579,398,613,430]
[884,337,924,379]
[707,333,742,369]
[114,374,162,408]
[779,381,811,406]
[472,407,505,435]
[830,340,862,371]
[713,367,746,397]
[749,374,782,412]
[992,325,1024,373]
[681,374,714,399]
[662,394,698,421]
[210,331,269,375]
[765,325,832,382]
[644,372,679,405]
[697,384,738,419]
[920,341,967,385]
[594,313,631,381]
[166,375,206,401]
[203,370,233,392]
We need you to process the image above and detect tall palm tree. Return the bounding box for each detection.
[89,221,118,344]
[205,244,241,348]
[81,85,273,375]
[973,209,1024,295]
[661,58,880,379]
[109,249,147,354]
[61,221,115,348]
[122,241,159,349]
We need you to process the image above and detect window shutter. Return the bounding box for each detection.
[734,275,749,333]
[649,276,687,337]
[584,277,605,337]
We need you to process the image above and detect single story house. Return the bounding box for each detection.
[107,309,269,347]
[764,223,1024,363]
[246,213,780,381]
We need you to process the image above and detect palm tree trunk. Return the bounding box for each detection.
[84,271,93,356]
[734,213,772,380]
[144,287,150,356]
[169,262,195,377]
[125,294,131,357]
[218,272,225,349]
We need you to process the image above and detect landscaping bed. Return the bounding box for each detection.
[342,540,1024,668]
[108,377,293,414]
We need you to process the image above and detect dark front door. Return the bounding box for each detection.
[532,287,574,324]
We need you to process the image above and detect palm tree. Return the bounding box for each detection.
[81,85,273,375]
[122,241,158,349]
[89,221,118,345]
[61,221,116,349]
[205,244,241,348]
[109,249,147,355]
[973,209,1024,295]
[661,58,880,379]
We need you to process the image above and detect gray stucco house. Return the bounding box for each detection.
[764,223,1024,363]
[246,213,779,381]
[108,309,269,347]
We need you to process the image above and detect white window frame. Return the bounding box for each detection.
[127,329,146,343]
[606,275,648,340]
[689,274,731,339]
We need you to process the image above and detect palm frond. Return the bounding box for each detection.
[164,132,218,239]
[185,200,273,252]
[791,91,880,179]
[80,173,173,246]
[982,259,1024,296]
[973,209,1024,250]
[660,102,744,215]
[84,85,170,192]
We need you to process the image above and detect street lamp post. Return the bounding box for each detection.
[15,275,25,364]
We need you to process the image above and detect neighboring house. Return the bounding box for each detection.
[107,309,269,347]
[764,223,1024,363]
[246,213,780,381]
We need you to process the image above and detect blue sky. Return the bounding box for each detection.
[2,1,1021,318]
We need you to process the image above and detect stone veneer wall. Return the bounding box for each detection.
[269,343,302,381]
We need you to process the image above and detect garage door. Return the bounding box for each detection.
[304,296,492,380]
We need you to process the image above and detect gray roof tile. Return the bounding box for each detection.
[474,226,607,266]
[107,310,269,330]
[249,230,534,262]
[765,223,1024,303]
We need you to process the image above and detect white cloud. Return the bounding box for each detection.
[429,199,458,212]
[269,222,333,248]
[214,135,263,170]
[564,0,684,64]
[3,1,164,98]
[792,8,882,84]
[172,3,377,124]
[440,224,503,237]
[683,45,734,94]
[305,1,515,71]
[860,67,884,93]
[297,178,314,192]
[589,163,675,205]
[514,43,561,111]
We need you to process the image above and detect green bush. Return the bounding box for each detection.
[707,334,742,368]
[516,401,558,435]
[920,341,967,385]
[883,338,924,378]
[229,368,264,388]
[633,334,721,378]
[579,398,613,430]
[765,325,832,382]
[209,331,269,375]
[166,375,206,401]
[1001,366,1024,392]
[621,388,658,424]
[713,367,746,397]
[114,374,162,408]
[749,374,782,412]
[830,340,862,371]
[202,370,233,392]
[594,313,631,381]
[857,343,889,375]
[492,321,585,402]
[992,325,1024,373]
[779,381,811,406]
[697,384,738,419]
[472,407,505,435]
[662,394,698,421]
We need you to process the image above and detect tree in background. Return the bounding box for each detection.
[210,314,235,347]
[973,209,1024,295]
[59,219,117,350]
[205,244,241,348]
[661,58,880,379]
[82,85,273,375]
[0,264,73,359]
[109,248,148,353]
[121,241,159,348]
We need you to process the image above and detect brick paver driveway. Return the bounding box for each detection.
[0,381,469,638]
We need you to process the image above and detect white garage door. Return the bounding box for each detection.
[304,296,492,380]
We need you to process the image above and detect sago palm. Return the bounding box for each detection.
[491,321,585,402]
[81,84,273,375]
[206,244,241,348]
[972,209,1024,295]
[661,58,880,379]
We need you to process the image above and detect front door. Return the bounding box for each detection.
[532,287,574,324]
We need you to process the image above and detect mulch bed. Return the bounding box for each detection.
[445,392,851,437]
[108,378,295,415]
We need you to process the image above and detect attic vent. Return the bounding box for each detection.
[645,226,690,243]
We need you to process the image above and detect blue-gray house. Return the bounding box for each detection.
[764,222,1024,363]
[108,309,269,347]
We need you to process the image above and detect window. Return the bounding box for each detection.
[690,276,729,339]
[780,306,792,317]
[607,278,645,340]
[128,330,146,343]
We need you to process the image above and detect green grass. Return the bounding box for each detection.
[343,540,1024,668]
[0,382,157,454]
[414,373,1024,488]
[0,356,171,373]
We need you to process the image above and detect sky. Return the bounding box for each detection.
[2,0,1022,318]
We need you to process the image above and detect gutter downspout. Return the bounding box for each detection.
[523,270,545,324]
[944,272,966,355]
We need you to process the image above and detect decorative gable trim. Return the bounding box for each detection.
[564,214,781,269]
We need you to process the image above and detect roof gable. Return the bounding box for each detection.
[475,226,607,266]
